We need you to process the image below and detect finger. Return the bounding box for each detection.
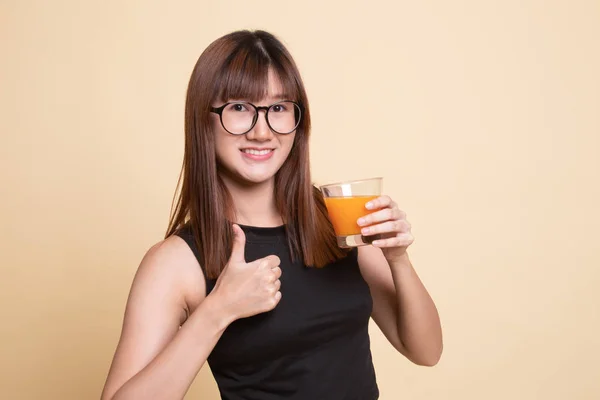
[271,266,282,279]
[372,233,414,248]
[361,219,410,236]
[365,195,393,210]
[229,224,246,263]
[249,255,280,270]
[262,255,281,268]
[266,280,281,296]
[264,270,280,284]
[266,290,282,311]
[357,207,402,226]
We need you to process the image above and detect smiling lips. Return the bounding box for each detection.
[240,148,275,161]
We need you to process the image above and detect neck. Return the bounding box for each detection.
[220,175,282,227]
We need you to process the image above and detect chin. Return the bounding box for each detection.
[219,166,277,187]
[238,171,278,185]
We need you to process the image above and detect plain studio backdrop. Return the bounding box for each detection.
[1,1,599,399]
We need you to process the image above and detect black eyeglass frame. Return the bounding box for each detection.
[210,100,302,135]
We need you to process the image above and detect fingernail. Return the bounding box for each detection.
[361,227,370,235]
[365,202,373,209]
[372,240,381,246]
[357,218,366,226]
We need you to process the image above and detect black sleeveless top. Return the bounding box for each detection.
[177,224,379,400]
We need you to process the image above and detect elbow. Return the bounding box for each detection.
[414,353,441,367]
[406,343,443,367]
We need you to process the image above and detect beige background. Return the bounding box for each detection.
[1,0,599,399]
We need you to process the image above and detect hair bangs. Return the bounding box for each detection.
[270,61,301,103]
[216,45,270,103]
[215,44,300,104]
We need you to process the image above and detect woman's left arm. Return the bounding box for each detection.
[356,195,443,366]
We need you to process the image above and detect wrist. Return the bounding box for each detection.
[387,252,417,281]
[387,250,411,269]
[202,292,236,332]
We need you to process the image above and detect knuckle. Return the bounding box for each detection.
[264,285,275,295]
[267,255,281,266]
[400,233,413,244]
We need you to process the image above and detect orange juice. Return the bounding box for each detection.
[324,195,378,236]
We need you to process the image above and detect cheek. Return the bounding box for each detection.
[280,134,296,157]
[214,133,239,165]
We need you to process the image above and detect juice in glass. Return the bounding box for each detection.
[324,196,378,236]
[320,178,382,248]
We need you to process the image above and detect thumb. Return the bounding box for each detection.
[229,224,246,263]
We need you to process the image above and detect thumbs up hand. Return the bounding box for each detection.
[211,224,283,321]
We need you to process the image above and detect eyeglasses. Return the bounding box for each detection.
[211,100,302,135]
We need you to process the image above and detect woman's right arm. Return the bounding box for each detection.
[101,225,282,400]
[100,235,230,400]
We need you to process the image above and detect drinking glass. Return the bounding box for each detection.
[320,177,382,248]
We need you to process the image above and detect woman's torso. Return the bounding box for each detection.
[177,224,379,400]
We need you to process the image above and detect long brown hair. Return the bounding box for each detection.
[165,30,347,279]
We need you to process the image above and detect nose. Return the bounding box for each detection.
[245,110,274,142]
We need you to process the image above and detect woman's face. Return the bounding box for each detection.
[212,69,296,186]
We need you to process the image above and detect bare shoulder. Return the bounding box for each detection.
[134,235,207,320]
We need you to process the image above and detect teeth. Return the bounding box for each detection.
[242,149,272,156]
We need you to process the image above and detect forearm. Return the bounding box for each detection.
[109,294,231,400]
[389,253,443,366]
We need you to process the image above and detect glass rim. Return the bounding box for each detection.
[319,176,382,190]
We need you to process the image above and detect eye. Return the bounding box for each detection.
[271,104,287,113]
[227,103,250,112]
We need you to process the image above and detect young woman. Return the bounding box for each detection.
[101,30,442,400]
